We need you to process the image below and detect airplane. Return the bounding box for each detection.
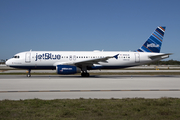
[6,26,172,77]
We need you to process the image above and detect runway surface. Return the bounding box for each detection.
[1,69,180,73]
[0,75,180,100]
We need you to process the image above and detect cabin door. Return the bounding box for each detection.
[25,53,31,63]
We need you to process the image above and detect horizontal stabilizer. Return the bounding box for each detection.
[149,53,173,60]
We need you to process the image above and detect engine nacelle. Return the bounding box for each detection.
[56,65,81,74]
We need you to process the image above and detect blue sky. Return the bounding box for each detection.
[1,0,180,60]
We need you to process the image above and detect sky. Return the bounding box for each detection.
[0,0,180,60]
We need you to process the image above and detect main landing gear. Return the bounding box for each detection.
[81,66,90,77]
[81,72,90,77]
[26,69,31,77]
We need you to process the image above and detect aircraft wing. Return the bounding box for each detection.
[74,54,118,67]
[149,53,173,60]
[53,54,119,67]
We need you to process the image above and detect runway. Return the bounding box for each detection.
[0,75,180,100]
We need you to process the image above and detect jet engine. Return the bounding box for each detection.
[56,65,81,74]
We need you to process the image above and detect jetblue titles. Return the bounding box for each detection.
[147,43,159,48]
[35,53,61,61]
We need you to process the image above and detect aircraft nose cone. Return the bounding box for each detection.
[5,60,11,66]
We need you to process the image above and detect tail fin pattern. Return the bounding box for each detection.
[137,26,166,53]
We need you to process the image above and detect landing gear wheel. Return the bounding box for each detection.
[26,69,31,77]
[27,74,31,77]
[81,73,90,77]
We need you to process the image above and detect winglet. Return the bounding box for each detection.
[113,54,119,59]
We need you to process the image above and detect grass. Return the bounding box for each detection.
[0,98,180,120]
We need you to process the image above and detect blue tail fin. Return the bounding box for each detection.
[137,26,166,53]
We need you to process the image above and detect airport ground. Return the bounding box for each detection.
[1,65,180,119]
[0,74,180,100]
[0,65,180,100]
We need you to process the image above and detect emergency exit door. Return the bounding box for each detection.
[135,53,140,63]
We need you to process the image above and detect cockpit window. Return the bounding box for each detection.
[13,56,20,58]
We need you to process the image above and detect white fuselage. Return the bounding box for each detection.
[6,51,165,70]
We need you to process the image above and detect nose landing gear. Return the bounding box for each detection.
[26,69,31,77]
